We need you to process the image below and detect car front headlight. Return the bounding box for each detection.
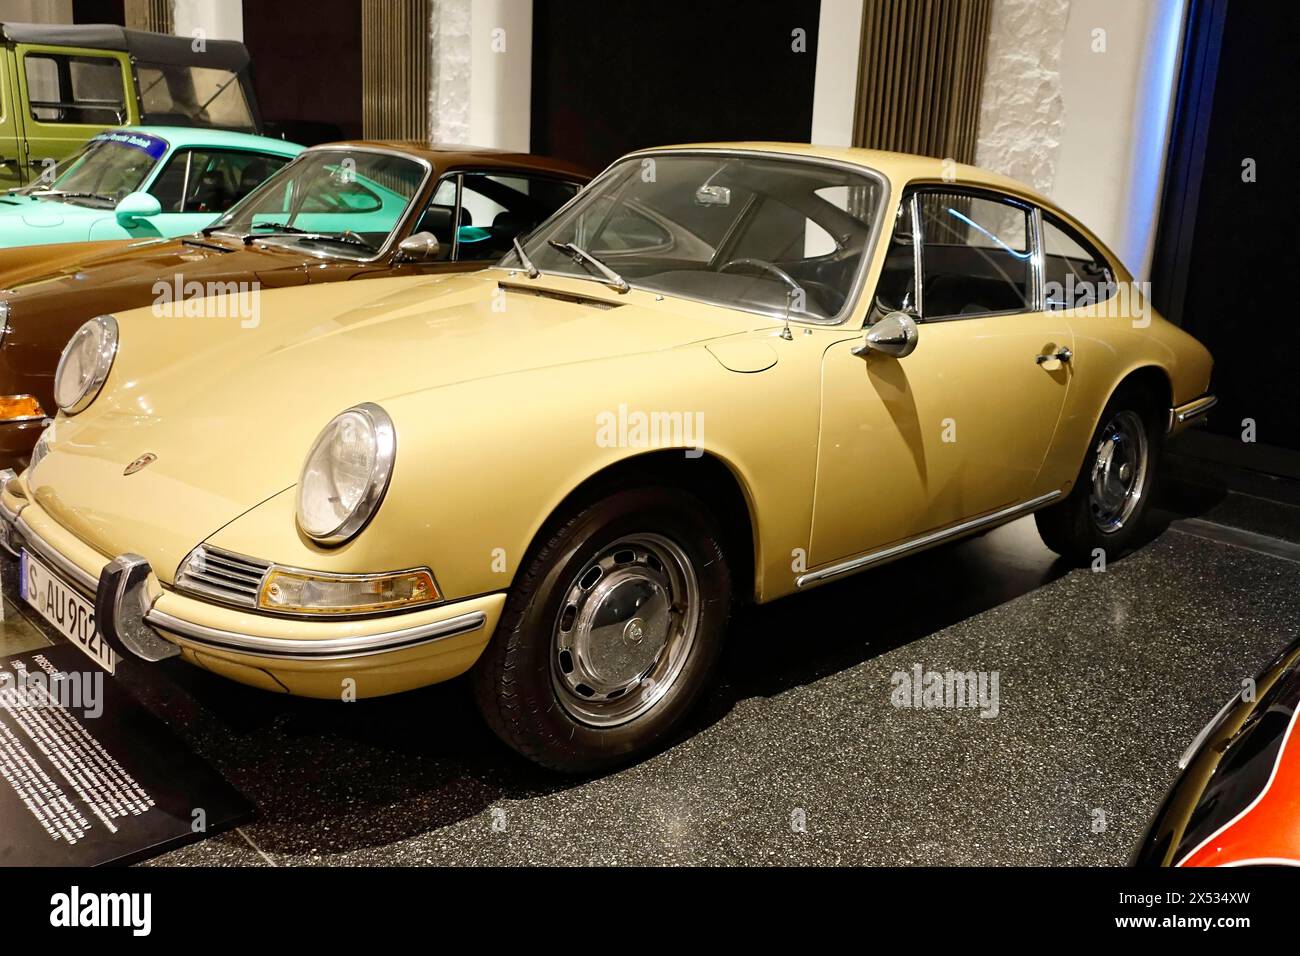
[296,403,396,546]
[54,315,118,414]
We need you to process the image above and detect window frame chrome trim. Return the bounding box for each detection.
[906,183,1041,324]
[210,145,435,265]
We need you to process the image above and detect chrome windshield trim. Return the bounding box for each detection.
[145,607,487,660]
[211,145,435,264]
[797,490,1063,588]
[506,147,892,327]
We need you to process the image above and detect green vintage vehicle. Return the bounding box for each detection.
[0,22,263,189]
[0,126,301,247]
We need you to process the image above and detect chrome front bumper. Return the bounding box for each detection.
[1167,394,1217,436]
[0,484,488,665]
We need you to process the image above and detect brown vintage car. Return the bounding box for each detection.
[0,141,589,467]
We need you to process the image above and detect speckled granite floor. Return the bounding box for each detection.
[3,490,1297,866]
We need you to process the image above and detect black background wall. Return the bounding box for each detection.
[1153,0,1300,463]
[531,0,822,174]
[241,0,363,141]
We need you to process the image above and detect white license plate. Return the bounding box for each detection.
[19,549,118,674]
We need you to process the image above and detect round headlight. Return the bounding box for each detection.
[296,403,396,545]
[54,315,118,414]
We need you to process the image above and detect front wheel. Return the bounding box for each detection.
[472,486,732,772]
[1035,388,1163,564]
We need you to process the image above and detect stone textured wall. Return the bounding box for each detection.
[429,0,471,144]
[975,0,1071,194]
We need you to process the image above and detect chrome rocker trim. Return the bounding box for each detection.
[796,490,1063,589]
[1167,394,1217,435]
[0,496,487,663]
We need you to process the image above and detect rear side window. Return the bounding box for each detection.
[25,53,125,125]
[917,191,1032,319]
[1042,216,1117,310]
[454,172,581,261]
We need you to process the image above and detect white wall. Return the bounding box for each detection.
[978,0,1187,278]
[429,0,531,150]
[810,0,864,147]
[172,0,243,42]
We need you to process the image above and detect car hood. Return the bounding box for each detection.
[30,271,761,576]
[0,195,101,243]
[4,234,311,296]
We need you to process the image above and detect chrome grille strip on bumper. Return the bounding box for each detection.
[145,608,487,660]
[0,497,490,662]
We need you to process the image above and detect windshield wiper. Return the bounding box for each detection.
[49,191,117,205]
[245,226,374,252]
[512,236,539,279]
[546,240,629,293]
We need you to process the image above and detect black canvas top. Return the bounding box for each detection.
[1,22,251,72]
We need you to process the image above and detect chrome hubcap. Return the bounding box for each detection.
[1090,410,1149,534]
[551,533,700,727]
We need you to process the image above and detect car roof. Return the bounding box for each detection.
[104,126,304,156]
[306,140,591,182]
[637,142,1048,202]
[633,141,1125,277]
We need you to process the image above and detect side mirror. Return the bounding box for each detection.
[115,191,162,223]
[397,231,440,261]
[852,311,919,359]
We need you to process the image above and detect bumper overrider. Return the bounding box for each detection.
[0,478,504,698]
[1167,394,1217,436]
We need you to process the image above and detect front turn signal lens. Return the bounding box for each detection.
[258,566,440,615]
[0,394,45,421]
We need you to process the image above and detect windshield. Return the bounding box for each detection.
[136,63,255,130]
[509,153,884,322]
[212,150,427,257]
[16,131,167,204]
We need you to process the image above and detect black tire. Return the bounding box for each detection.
[472,486,732,773]
[1035,385,1164,565]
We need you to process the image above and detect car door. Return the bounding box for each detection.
[16,46,132,177]
[809,187,1074,568]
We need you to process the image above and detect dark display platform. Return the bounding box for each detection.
[0,643,251,866]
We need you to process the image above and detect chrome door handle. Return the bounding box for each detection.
[1036,347,1072,365]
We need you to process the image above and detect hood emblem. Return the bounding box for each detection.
[123,453,157,476]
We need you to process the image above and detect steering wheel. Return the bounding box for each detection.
[718,257,803,298]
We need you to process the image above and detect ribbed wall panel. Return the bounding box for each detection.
[124,0,174,35]
[853,0,992,164]
[362,0,431,140]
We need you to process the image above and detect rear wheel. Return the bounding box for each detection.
[472,486,732,772]
[1035,387,1163,564]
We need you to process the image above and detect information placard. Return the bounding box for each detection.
[0,644,252,866]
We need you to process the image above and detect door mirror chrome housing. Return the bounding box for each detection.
[852,311,919,359]
[396,231,440,261]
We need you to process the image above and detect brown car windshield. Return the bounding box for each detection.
[212,150,427,257]
[512,153,884,322]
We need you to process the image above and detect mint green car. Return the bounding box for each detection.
[0,126,302,248]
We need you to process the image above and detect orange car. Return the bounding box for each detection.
[1134,638,1300,866]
